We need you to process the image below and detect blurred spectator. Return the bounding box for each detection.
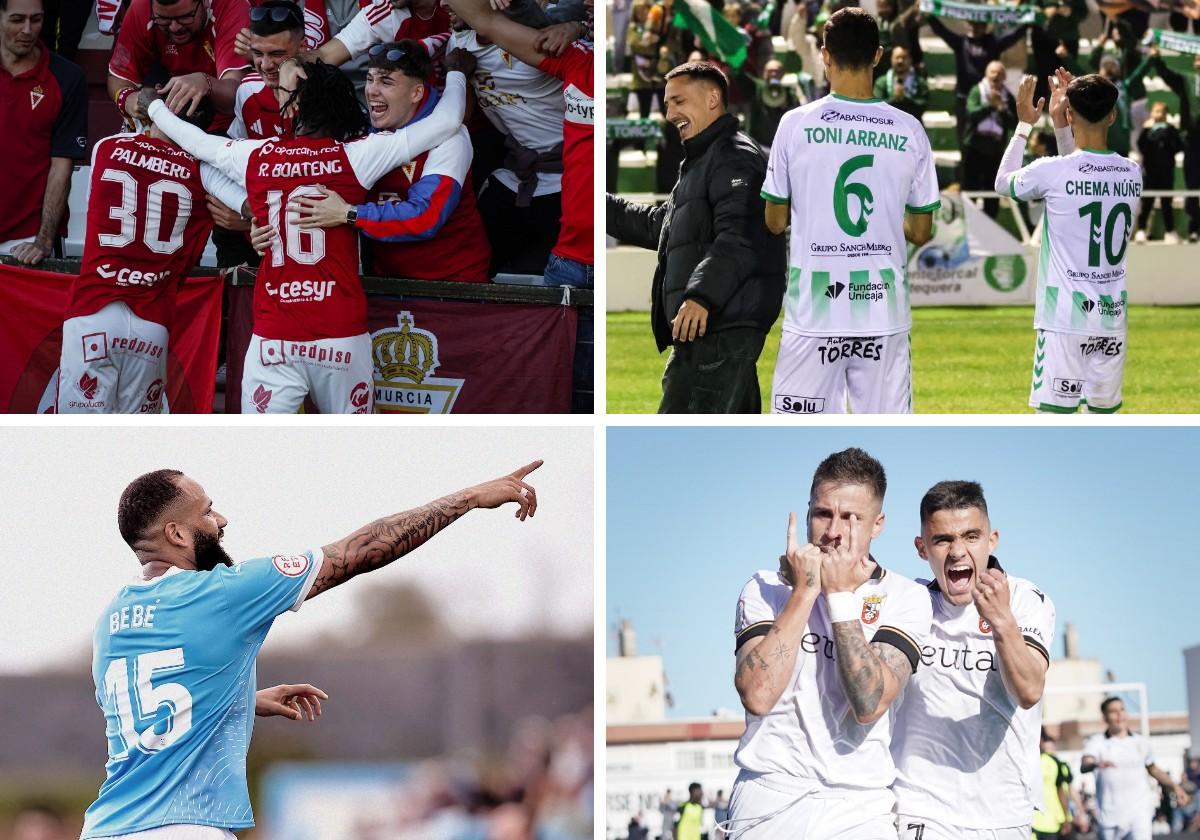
[1028,0,1086,103]
[1173,756,1200,832]
[1089,17,1149,148]
[1135,99,1184,243]
[0,0,86,265]
[785,1,826,95]
[923,14,1028,146]
[659,788,677,840]
[1090,48,1152,156]
[1152,50,1199,242]
[627,0,666,118]
[627,813,650,840]
[963,60,1015,217]
[747,57,808,148]
[12,804,70,840]
[675,783,703,840]
[106,0,251,133]
[876,0,922,75]
[873,45,927,120]
[39,0,89,58]
[712,789,729,838]
[1034,730,1088,839]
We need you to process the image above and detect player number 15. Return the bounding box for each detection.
[102,647,193,760]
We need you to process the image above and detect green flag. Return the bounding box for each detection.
[673,0,749,70]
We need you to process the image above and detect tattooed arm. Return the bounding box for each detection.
[830,624,914,725]
[306,460,542,600]
[735,513,823,717]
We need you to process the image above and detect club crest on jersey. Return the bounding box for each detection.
[29,84,44,110]
[979,616,992,634]
[861,594,883,624]
[272,553,310,576]
[500,50,513,67]
[401,161,418,182]
[370,311,464,414]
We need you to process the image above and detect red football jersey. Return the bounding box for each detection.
[538,41,593,265]
[244,138,370,340]
[231,74,293,139]
[68,135,213,326]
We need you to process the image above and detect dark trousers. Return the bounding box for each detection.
[963,144,1003,218]
[658,327,767,414]
[476,177,562,275]
[1185,150,1200,236]
[634,88,665,119]
[1137,195,1176,233]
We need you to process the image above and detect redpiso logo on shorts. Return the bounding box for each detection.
[252,384,273,413]
[272,554,310,576]
[350,381,370,413]
[775,395,825,414]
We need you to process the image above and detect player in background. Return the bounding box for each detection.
[728,447,931,839]
[1081,697,1190,840]
[762,7,938,415]
[82,460,541,839]
[284,41,491,283]
[58,95,247,414]
[445,0,593,286]
[995,72,1140,413]
[147,58,468,413]
[891,480,1056,840]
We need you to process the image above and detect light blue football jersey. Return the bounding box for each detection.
[82,550,322,838]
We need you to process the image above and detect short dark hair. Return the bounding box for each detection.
[118,469,184,547]
[1067,74,1119,124]
[249,0,304,38]
[810,447,886,501]
[688,782,702,795]
[823,7,880,71]
[289,59,369,142]
[1101,696,1124,715]
[367,39,432,83]
[665,61,729,107]
[919,480,989,525]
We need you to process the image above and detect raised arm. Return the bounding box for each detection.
[146,94,258,181]
[445,0,546,69]
[972,570,1048,709]
[995,74,1042,193]
[306,460,541,600]
[734,513,823,716]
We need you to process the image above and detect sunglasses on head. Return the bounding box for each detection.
[249,4,302,23]
[368,44,409,62]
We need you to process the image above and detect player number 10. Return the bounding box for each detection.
[266,188,327,267]
[1077,201,1132,268]
[102,647,193,760]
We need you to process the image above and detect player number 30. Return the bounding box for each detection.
[102,647,193,759]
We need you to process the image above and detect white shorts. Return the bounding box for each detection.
[771,332,911,414]
[58,301,168,414]
[92,827,236,840]
[1097,819,1152,840]
[1028,329,1125,413]
[242,333,374,414]
[897,814,1029,840]
[725,774,896,840]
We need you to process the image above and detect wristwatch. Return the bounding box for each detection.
[346,207,358,225]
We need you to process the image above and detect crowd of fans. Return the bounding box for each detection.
[1,0,594,279]
[608,0,1200,241]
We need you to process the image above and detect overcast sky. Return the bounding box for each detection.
[0,424,593,674]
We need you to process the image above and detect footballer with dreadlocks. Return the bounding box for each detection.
[146,54,469,413]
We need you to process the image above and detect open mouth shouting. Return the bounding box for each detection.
[945,561,974,597]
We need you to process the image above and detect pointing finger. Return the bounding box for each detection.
[512,459,543,479]
[786,512,797,555]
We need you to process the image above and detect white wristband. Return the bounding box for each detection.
[1015,120,1033,139]
[827,591,859,623]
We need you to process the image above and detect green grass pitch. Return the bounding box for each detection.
[606,307,1200,414]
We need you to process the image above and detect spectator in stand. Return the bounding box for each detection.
[0,0,86,264]
[712,789,729,837]
[659,789,677,840]
[923,13,1028,147]
[876,0,922,76]
[287,40,491,282]
[107,0,250,132]
[1156,51,1200,242]
[1028,0,1086,103]
[40,0,89,58]
[1089,17,1150,148]
[1135,98,1185,243]
[627,0,666,118]
[963,60,1015,218]
[873,45,927,120]
[627,813,650,840]
[747,57,808,148]
[1173,756,1200,832]
[447,0,594,287]
[1090,49,1152,156]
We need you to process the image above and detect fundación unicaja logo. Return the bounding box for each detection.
[982,255,1027,293]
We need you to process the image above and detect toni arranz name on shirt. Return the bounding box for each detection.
[803,126,909,152]
[109,602,157,634]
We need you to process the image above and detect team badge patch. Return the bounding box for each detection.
[979,616,992,634]
[861,594,883,624]
[272,553,310,577]
[30,85,44,110]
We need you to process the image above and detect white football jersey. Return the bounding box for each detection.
[891,560,1056,829]
[733,563,932,793]
[761,94,940,338]
[447,29,563,197]
[1007,149,1141,336]
[1082,730,1156,826]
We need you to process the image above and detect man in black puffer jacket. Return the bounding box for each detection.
[607,61,786,413]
